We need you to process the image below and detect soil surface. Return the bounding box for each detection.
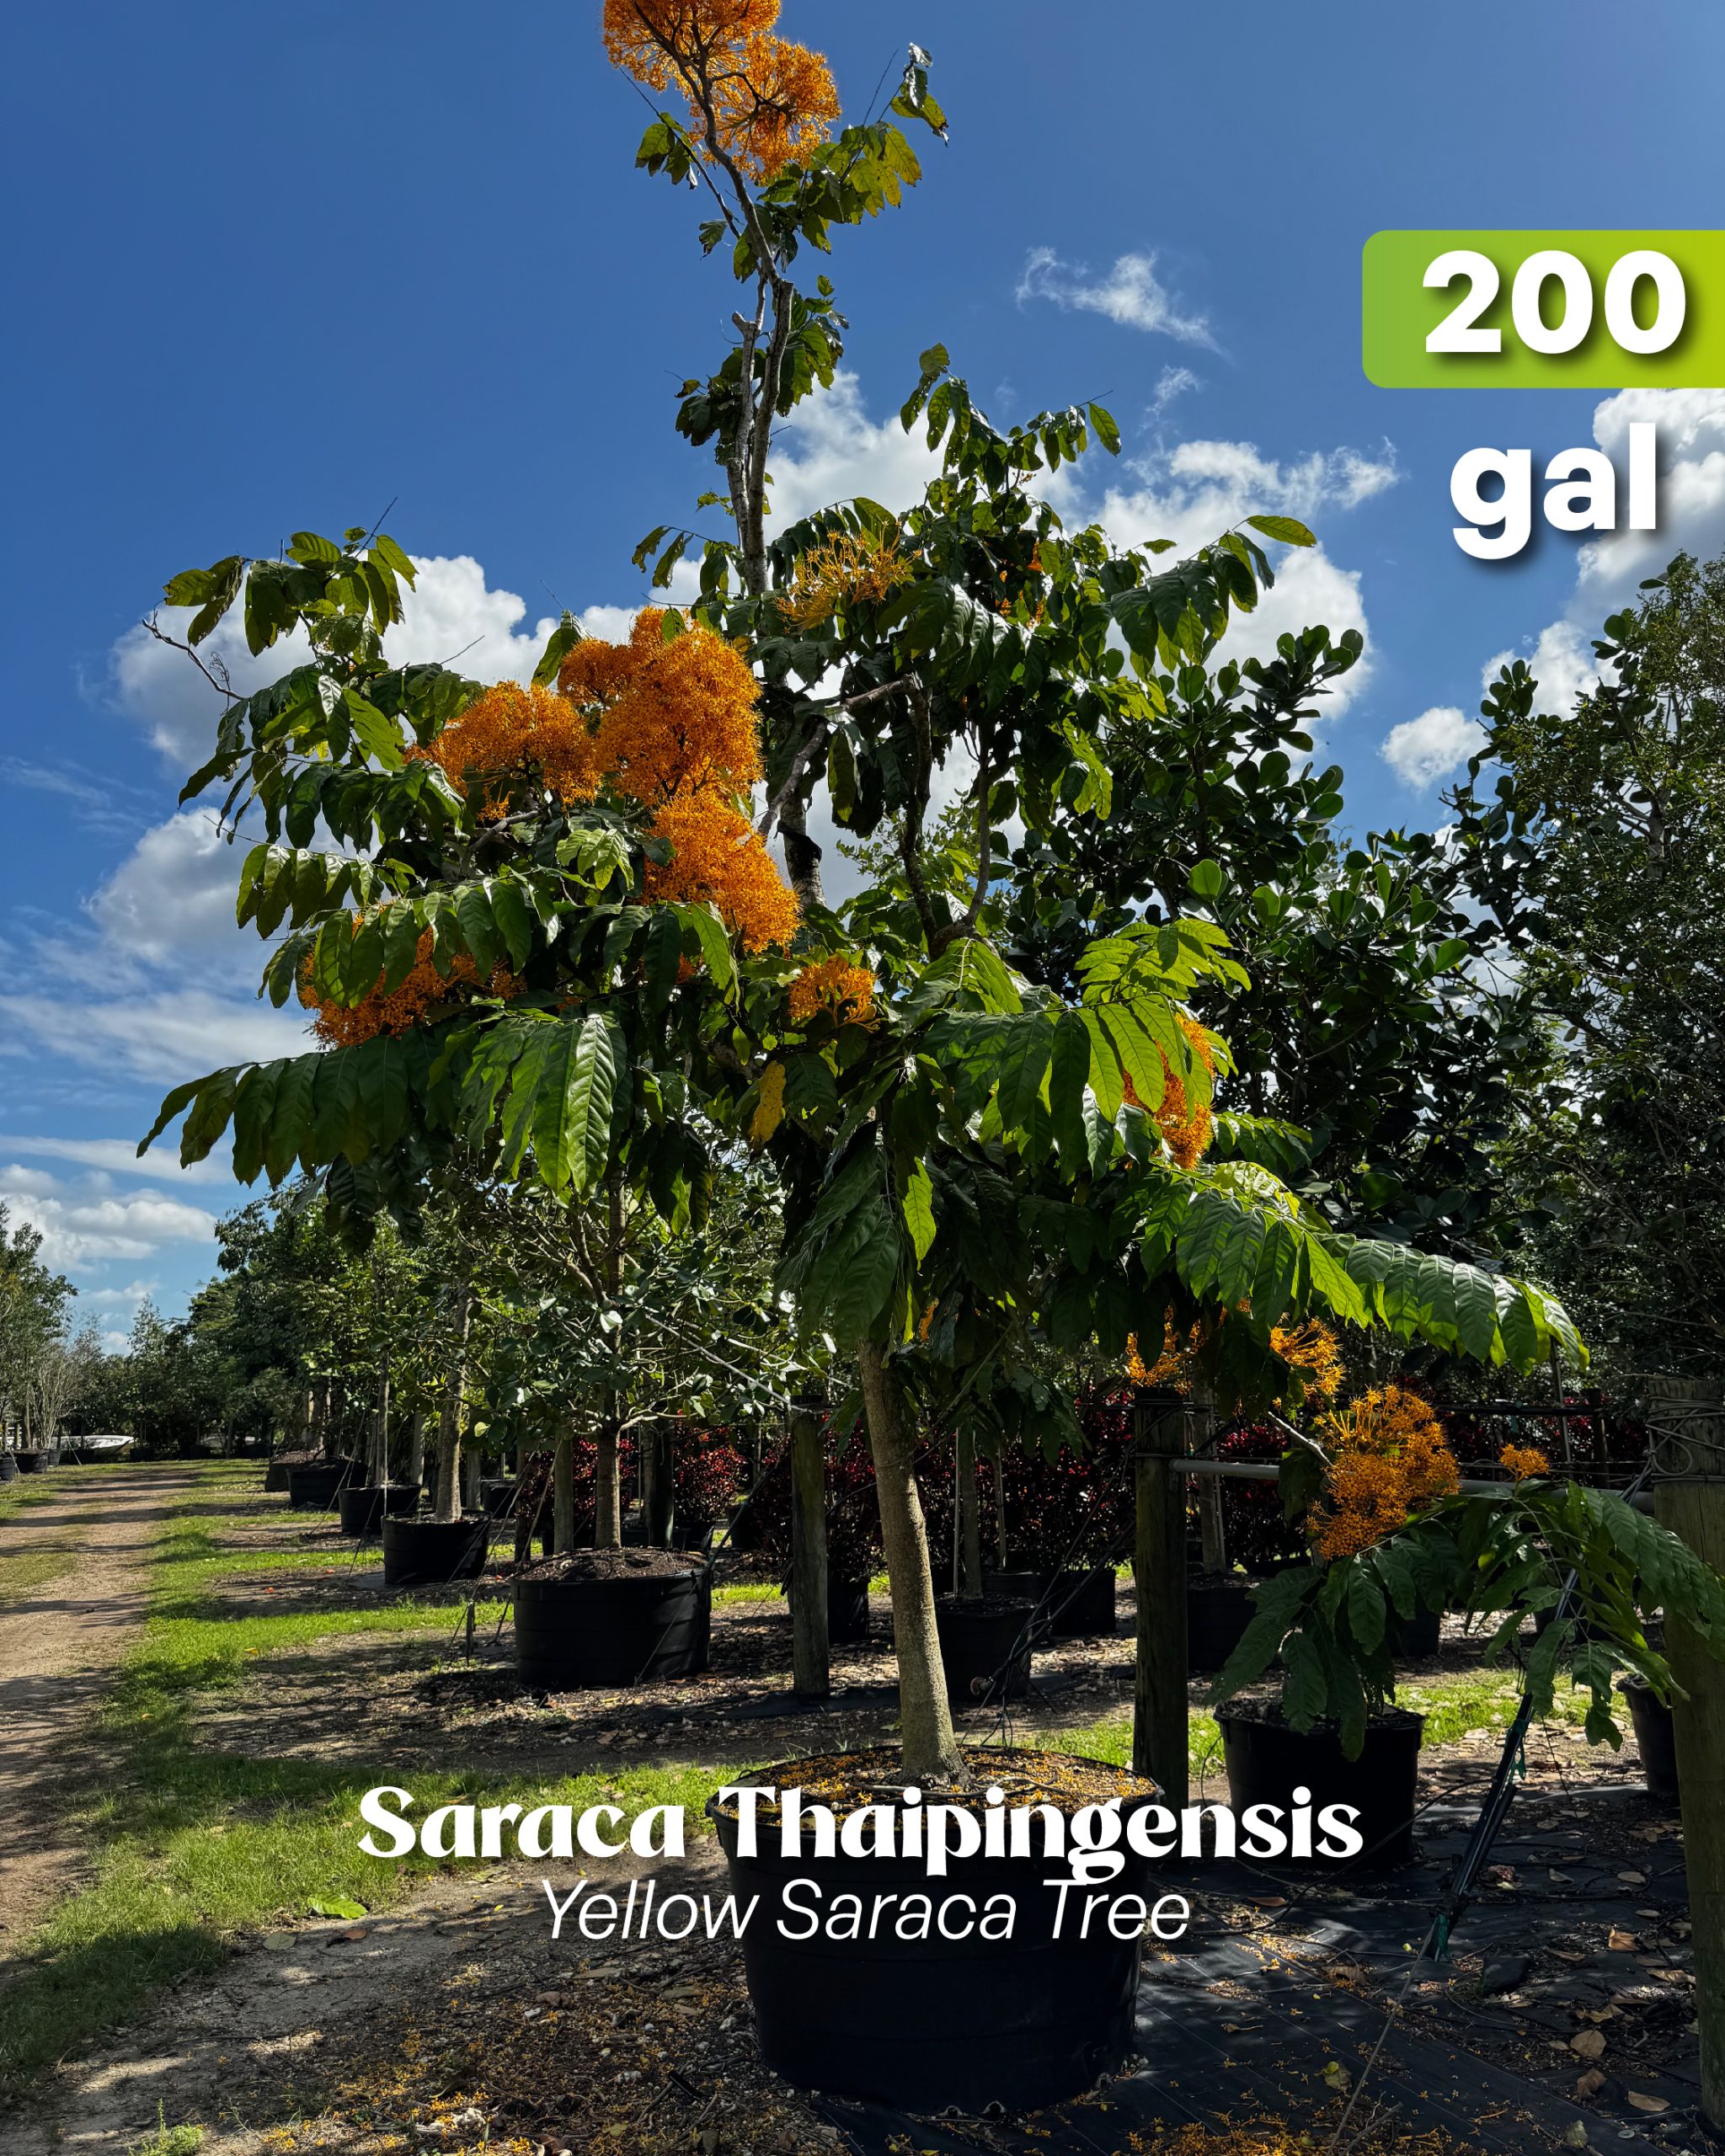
[0,1466,192,1951]
[520,1548,708,1581]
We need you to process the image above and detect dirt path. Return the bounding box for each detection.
[0,1465,195,1953]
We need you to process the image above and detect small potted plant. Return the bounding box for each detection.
[1211,1422,1725,1865]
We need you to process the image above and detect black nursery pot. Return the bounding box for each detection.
[1186,1577,1256,1674]
[787,1573,872,1646]
[263,1460,291,1493]
[1622,1678,1679,1798]
[287,1460,357,1510]
[1218,1705,1425,1868]
[708,1761,1160,2112]
[15,1449,51,1476]
[1045,1564,1117,1638]
[480,1478,521,1521]
[935,1595,1034,1705]
[0,1453,18,1484]
[381,1514,491,1586]
[515,1561,711,1688]
[337,1483,419,1537]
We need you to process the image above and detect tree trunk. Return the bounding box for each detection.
[408,1412,426,1491]
[553,1429,576,1555]
[370,1366,391,1486]
[431,1290,473,1524]
[1132,1390,1190,1807]
[644,1422,676,1549]
[594,1420,622,1550]
[1193,1382,1226,1575]
[1656,1465,1725,2126]
[462,1448,480,1514]
[856,1338,965,1786]
[956,1429,984,1598]
[789,1397,829,1699]
[992,1457,1009,1569]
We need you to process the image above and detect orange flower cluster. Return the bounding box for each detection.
[417,680,601,819]
[1272,1317,1345,1402]
[309,608,797,1043]
[561,608,762,803]
[559,609,798,953]
[304,929,520,1048]
[1501,1442,1551,1481]
[1125,1315,1343,1400]
[788,953,877,1026]
[1310,1385,1460,1562]
[1121,1012,1216,1170]
[777,527,912,629]
[643,792,800,952]
[602,0,841,182]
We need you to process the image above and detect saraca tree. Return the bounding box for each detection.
[145,3,1591,1789]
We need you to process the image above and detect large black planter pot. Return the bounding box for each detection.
[1219,1706,1424,1868]
[337,1483,420,1537]
[1623,1679,1679,1798]
[480,1479,521,1522]
[1187,1577,1255,1674]
[515,1561,711,1688]
[382,1514,491,1587]
[15,1449,51,1476]
[1045,1565,1117,1638]
[287,1460,358,1510]
[934,1596,1034,1705]
[264,1460,291,1493]
[787,1574,871,1646]
[708,1764,1160,2112]
[982,1569,1050,1642]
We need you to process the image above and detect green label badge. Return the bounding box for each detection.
[1363,231,1725,387]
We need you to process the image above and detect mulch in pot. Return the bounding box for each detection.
[518,1545,706,1582]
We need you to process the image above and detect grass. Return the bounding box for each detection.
[0,1544,79,1604]
[0,1463,745,2088]
[128,2106,203,2156]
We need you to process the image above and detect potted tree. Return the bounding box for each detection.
[1211,1431,1725,1867]
[134,5,1722,2120]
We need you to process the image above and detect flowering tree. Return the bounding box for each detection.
[585,3,1593,1784]
[145,3,1590,1791]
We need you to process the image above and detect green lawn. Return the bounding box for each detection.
[0,1465,735,2087]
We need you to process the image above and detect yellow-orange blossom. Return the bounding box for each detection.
[304,610,797,1043]
[601,0,841,183]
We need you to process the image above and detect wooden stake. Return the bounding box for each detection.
[644,1421,676,1549]
[788,1395,830,1700]
[1655,1437,1725,2127]
[1133,1388,1189,1806]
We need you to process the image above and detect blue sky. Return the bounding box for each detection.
[5,0,1725,1336]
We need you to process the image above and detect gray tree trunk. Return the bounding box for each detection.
[553,1430,576,1555]
[856,1338,965,1785]
[431,1289,473,1524]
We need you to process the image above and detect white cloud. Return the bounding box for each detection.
[1151,365,1201,419]
[1381,705,1485,789]
[0,990,307,1086]
[1017,247,1215,348]
[1491,387,1725,711]
[1071,437,1401,713]
[83,1278,159,1308]
[766,371,943,528]
[111,553,564,772]
[0,1165,219,1270]
[86,811,251,972]
[0,1135,234,1184]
